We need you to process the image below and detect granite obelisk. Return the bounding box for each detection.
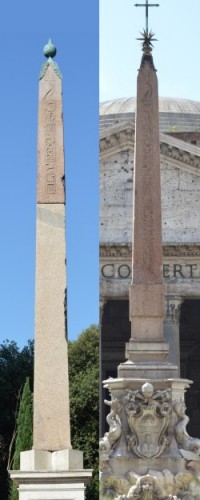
[10,40,92,500]
[118,32,177,378]
[33,39,70,452]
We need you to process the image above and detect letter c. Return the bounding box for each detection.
[102,264,114,278]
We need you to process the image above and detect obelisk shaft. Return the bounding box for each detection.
[33,63,71,451]
[129,53,165,344]
[133,57,163,286]
[118,50,178,378]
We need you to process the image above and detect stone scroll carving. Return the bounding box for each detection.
[100,398,122,471]
[125,382,171,459]
[174,400,200,460]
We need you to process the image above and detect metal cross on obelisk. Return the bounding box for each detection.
[135,0,159,33]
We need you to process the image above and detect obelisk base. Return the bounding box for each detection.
[126,339,169,361]
[118,359,178,379]
[10,450,92,500]
[100,377,200,499]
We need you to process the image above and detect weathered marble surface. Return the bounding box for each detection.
[100,146,200,246]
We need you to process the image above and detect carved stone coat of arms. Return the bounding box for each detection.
[125,382,171,458]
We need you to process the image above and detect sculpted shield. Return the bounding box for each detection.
[125,382,171,458]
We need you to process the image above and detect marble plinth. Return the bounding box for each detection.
[99,377,200,499]
[10,450,92,500]
[118,359,178,379]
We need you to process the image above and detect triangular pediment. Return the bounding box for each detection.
[100,122,200,177]
[100,121,135,158]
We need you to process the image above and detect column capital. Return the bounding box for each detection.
[165,295,183,323]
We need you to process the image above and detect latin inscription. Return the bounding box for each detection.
[101,263,199,280]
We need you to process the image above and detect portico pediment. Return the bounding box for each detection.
[100,122,200,177]
[100,121,135,158]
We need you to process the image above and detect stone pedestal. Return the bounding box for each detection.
[10,450,92,500]
[100,377,200,499]
[118,358,178,379]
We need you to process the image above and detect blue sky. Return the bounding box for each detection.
[0,1,98,348]
[1,0,200,350]
[100,0,200,102]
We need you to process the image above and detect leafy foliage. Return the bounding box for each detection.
[9,378,33,500]
[68,324,99,500]
[0,340,33,500]
[0,326,99,500]
[0,341,33,445]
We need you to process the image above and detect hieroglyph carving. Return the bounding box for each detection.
[125,382,171,459]
[141,83,154,272]
[44,84,57,194]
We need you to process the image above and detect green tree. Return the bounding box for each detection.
[68,324,99,500]
[9,378,33,500]
[0,340,33,500]
[2,326,98,500]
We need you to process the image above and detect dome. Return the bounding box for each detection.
[99,97,200,133]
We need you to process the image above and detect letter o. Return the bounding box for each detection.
[118,265,131,279]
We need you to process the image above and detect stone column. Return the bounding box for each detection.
[164,295,182,375]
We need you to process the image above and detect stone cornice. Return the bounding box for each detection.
[100,244,132,258]
[100,122,134,158]
[100,124,200,176]
[163,244,200,257]
[160,133,200,177]
[100,244,200,258]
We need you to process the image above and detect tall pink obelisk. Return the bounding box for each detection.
[33,39,70,451]
[10,40,92,500]
[118,32,177,378]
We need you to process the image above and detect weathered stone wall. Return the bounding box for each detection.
[161,157,200,243]
[100,151,134,244]
[100,148,200,303]
[100,149,200,244]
